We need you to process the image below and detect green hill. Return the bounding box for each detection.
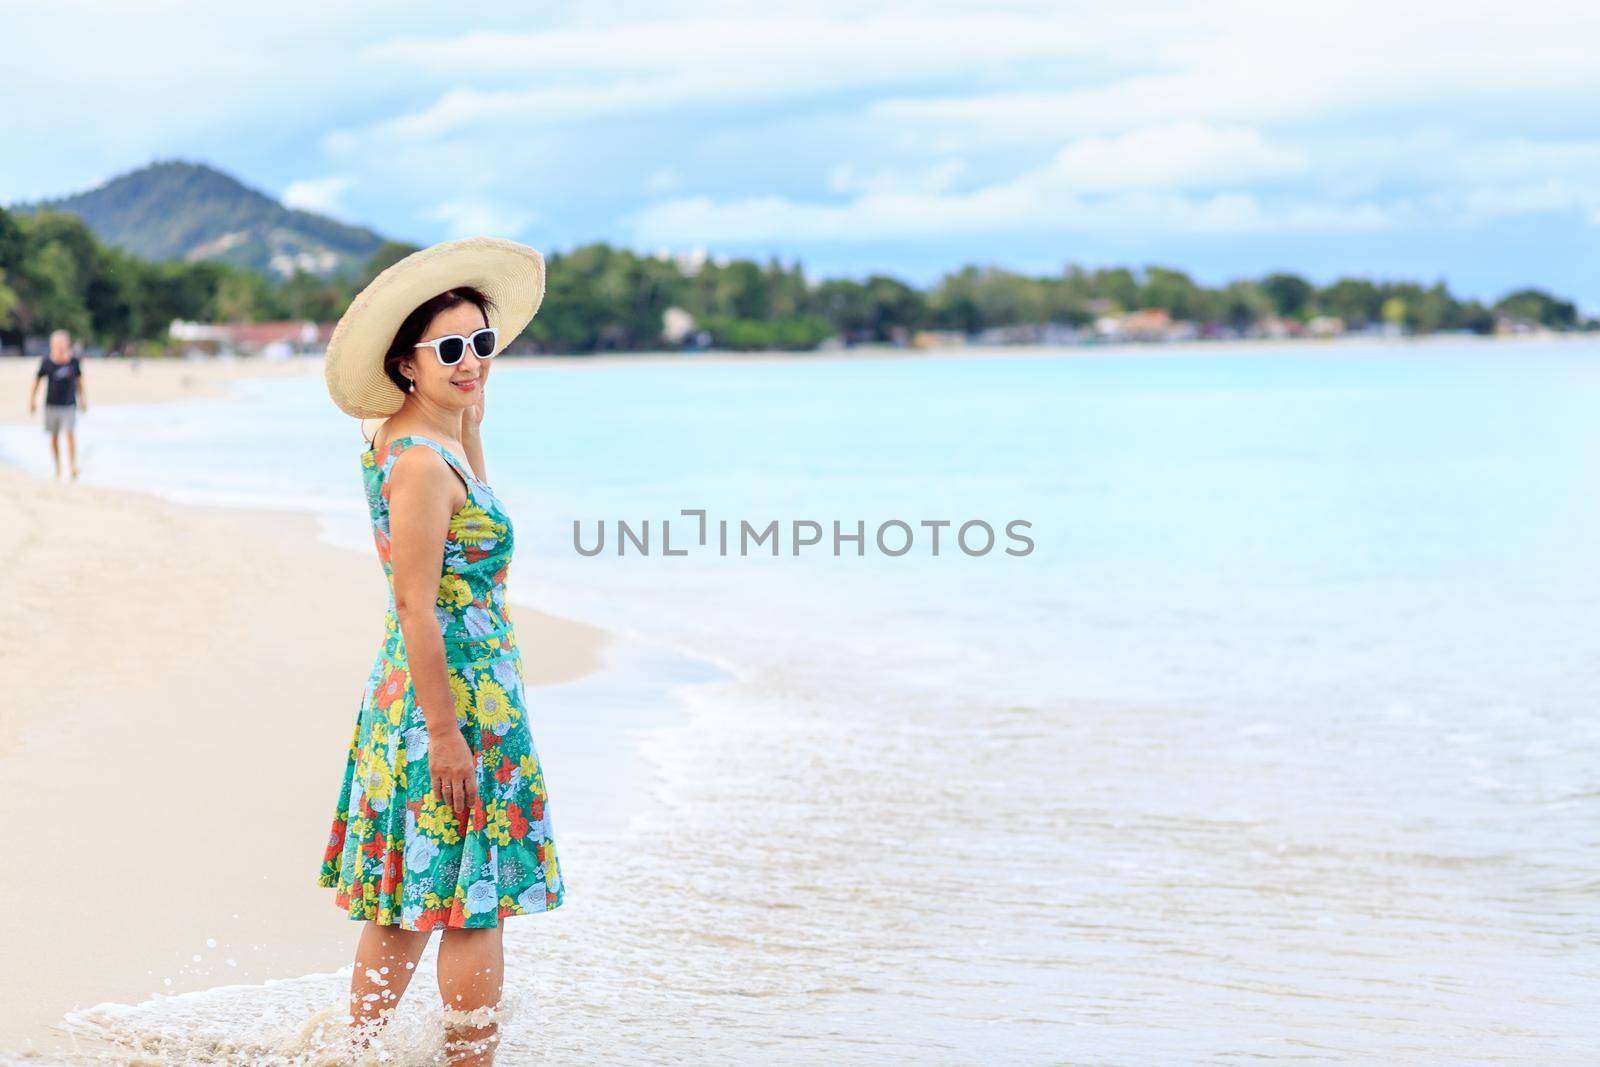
[8,159,389,279]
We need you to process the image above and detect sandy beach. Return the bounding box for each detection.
[0,356,609,1058]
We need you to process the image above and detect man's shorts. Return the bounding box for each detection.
[43,403,77,434]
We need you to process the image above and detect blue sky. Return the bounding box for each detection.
[8,1,1600,309]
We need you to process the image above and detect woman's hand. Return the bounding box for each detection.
[462,360,490,436]
[429,727,479,818]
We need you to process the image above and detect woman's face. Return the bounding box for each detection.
[403,301,489,410]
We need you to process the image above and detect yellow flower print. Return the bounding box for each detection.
[437,574,472,608]
[483,799,512,846]
[418,794,463,844]
[449,504,504,546]
[350,815,373,841]
[543,848,560,888]
[362,753,396,805]
[472,678,516,730]
[448,669,473,722]
[520,756,547,797]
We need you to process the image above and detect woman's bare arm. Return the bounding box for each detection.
[461,422,488,486]
[386,447,482,814]
[386,448,468,739]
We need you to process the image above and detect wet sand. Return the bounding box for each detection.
[0,355,610,1057]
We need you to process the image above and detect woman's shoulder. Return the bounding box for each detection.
[384,436,473,502]
[371,428,466,456]
[386,437,456,473]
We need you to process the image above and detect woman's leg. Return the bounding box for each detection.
[437,925,506,1065]
[348,921,432,1042]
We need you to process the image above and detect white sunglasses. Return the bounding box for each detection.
[414,326,499,365]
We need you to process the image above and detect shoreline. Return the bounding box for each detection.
[3,323,1582,382]
[0,357,617,1057]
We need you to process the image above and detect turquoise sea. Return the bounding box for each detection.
[2,338,1595,1063]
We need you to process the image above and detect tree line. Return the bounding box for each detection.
[0,204,1588,356]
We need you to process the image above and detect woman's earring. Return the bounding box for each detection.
[406,377,415,392]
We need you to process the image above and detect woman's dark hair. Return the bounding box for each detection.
[381,286,497,394]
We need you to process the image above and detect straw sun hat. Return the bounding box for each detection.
[324,235,546,420]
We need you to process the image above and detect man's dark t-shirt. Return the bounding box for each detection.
[36,356,82,406]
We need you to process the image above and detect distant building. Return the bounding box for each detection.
[661,306,697,344]
[268,249,341,277]
[911,329,969,349]
[1123,308,1171,338]
[1494,315,1552,337]
[1096,308,1183,342]
[651,246,709,276]
[1252,315,1298,339]
[975,323,1039,345]
[974,322,1088,345]
[169,319,334,357]
[661,306,711,350]
[1039,322,1085,345]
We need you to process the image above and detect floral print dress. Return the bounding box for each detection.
[318,434,565,930]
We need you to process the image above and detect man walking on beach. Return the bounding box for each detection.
[28,328,88,480]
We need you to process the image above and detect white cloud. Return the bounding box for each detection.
[624,180,1394,246]
[424,199,539,240]
[826,159,967,196]
[332,10,1179,144]
[1262,132,1600,227]
[1455,138,1600,182]
[871,2,1600,143]
[1042,124,1305,192]
[298,1,1600,260]
[335,83,678,144]
[625,123,1371,242]
[281,175,354,215]
[646,168,682,194]
[627,110,1600,245]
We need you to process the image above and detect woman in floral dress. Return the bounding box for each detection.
[318,238,561,1065]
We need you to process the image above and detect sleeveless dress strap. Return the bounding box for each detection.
[383,434,480,487]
